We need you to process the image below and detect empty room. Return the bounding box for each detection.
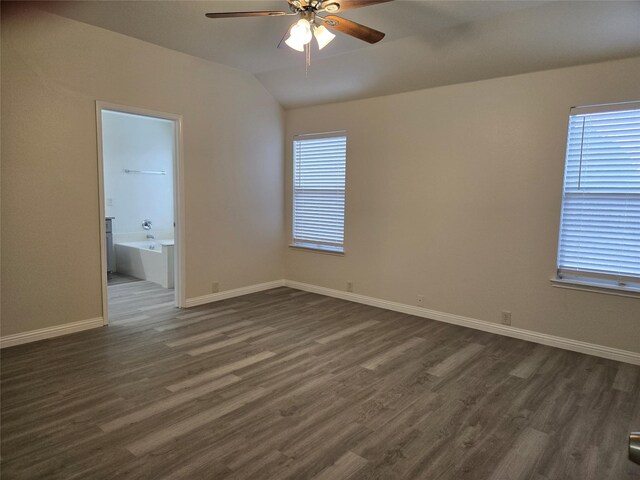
[1,1,640,479]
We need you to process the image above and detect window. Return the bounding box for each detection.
[556,102,640,293]
[292,132,347,253]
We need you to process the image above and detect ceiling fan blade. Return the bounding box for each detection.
[322,15,385,44]
[205,11,290,19]
[321,0,393,13]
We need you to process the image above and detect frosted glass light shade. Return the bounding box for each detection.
[313,25,335,50]
[285,36,305,51]
[286,19,312,51]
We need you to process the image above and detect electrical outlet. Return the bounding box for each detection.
[106,198,113,207]
[501,311,512,326]
[347,281,353,292]
[417,295,424,306]
[212,282,219,293]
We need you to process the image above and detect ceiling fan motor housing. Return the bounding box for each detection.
[289,0,341,14]
[323,3,340,13]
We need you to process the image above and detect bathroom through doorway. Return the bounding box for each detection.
[96,102,185,325]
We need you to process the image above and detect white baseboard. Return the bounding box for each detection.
[3,280,637,366]
[184,280,286,308]
[0,317,104,349]
[284,280,640,366]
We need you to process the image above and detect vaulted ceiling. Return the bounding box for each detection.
[36,1,640,108]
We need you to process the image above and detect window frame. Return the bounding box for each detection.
[290,131,347,255]
[553,101,640,297]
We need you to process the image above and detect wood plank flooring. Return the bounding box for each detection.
[1,281,639,479]
[107,273,143,286]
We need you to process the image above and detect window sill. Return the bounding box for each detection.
[288,244,344,256]
[550,277,640,299]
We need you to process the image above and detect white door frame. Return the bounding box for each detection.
[95,101,186,325]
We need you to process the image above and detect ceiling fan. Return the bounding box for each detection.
[205,0,392,55]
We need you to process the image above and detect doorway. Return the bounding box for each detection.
[96,102,185,325]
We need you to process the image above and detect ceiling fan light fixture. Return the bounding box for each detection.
[205,0,391,64]
[313,24,336,50]
[286,18,312,51]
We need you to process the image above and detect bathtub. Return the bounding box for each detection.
[115,240,174,288]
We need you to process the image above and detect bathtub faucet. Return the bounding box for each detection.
[146,234,155,240]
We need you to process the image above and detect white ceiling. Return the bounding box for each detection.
[36,1,640,108]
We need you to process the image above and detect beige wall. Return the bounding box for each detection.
[1,5,284,336]
[285,57,640,354]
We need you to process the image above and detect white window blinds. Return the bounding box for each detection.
[293,132,347,252]
[557,103,640,285]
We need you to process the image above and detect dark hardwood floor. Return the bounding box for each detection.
[1,281,639,479]
[107,272,143,286]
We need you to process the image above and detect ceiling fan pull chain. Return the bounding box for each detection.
[305,42,311,76]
